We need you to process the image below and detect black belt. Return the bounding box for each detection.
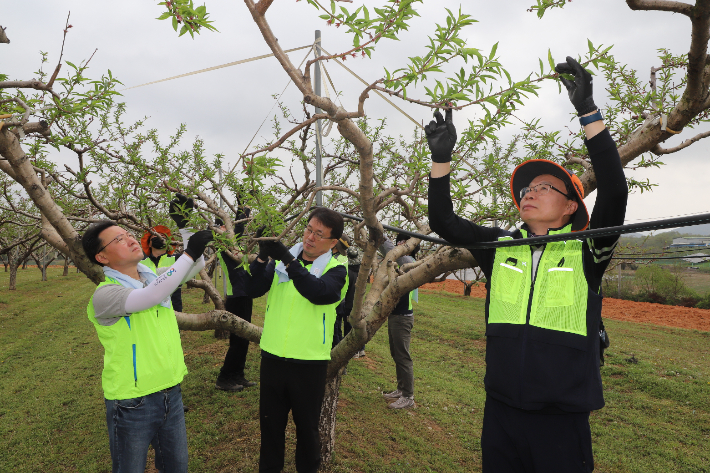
[158,383,179,393]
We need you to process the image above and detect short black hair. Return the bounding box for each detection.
[82,220,118,266]
[307,207,344,240]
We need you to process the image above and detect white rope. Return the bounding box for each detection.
[229,44,316,175]
[120,45,313,91]
[319,47,422,129]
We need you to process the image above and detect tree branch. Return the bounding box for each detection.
[626,0,694,16]
[652,129,710,153]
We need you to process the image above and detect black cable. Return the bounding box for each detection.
[612,255,710,260]
[284,206,710,250]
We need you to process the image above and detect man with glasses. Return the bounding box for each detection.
[82,202,213,473]
[245,207,347,473]
[426,57,628,472]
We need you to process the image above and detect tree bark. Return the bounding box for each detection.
[63,258,69,276]
[463,282,473,297]
[9,264,17,290]
[319,367,345,466]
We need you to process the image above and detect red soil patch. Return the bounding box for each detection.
[421,279,710,332]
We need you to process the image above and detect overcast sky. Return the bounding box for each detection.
[2,0,707,229]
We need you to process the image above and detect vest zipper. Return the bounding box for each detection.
[520,244,545,403]
[322,313,326,344]
[132,344,137,387]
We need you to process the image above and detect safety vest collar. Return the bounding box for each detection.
[519,223,573,239]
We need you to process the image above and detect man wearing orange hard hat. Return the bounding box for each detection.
[141,225,183,312]
[427,56,628,472]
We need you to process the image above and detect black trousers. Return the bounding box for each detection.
[259,356,328,473]
[218,296,253,380]
[481,395,594,473]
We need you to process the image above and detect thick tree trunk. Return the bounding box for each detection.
[463,282,473,297]
[8,262,18,290]
[319,368,345,466]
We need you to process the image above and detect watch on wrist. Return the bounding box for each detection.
[579,110,603,126]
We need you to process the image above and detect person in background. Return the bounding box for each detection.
[427,56,628,472]
[380,232,420,410]
[214,205,258,392]
[331,234,363,355]
[141,225,183,312]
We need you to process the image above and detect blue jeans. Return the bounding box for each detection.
[105,384,188,473]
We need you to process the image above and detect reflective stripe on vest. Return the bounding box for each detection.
[488,225,588,336]
[259,255,348,360]
[87,276,187,400]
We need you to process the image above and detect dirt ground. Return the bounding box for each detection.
[421,280,710,332]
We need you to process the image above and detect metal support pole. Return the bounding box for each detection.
[219,168,226,299]
[314,29,323,207]
[618,263,621,298]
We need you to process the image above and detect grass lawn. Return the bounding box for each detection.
[0,268,708,472]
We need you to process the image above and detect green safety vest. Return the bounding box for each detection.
[141,254,176,274]
[260,255,348,360]
[216,253,234,297]
[87,277,188,400]
[488,224,588,336]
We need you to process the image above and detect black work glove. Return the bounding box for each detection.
[150,235,166,250]
[169,193,194,229]
[254,227,294,264]
[424,108,457,163]
[184,229,213,261]
[265,240,294,265]
[555,56,597,116]
[234,208,250,239]
[255,227,270,262]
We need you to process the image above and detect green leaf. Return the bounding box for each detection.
[489,42,499,60]
[547,49,555,70]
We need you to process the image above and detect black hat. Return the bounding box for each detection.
[510,159,589,232]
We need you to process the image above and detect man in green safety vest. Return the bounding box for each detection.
[245,207,347,473]
[82,194,213,473]
[140,224,183,312]
[427,57,628,472]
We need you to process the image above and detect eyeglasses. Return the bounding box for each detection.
[304,225,332,242]
[520,182,569,200]
[98,232,134,253]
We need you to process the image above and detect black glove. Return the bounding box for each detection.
[555,56,597,116]
[265,240,294,265]
[169,193,194,229]
[234,208,250,239]
[255,227,270,261]
[150,235,166,250]
[424,108,457,163]
[254,227,294,264]
[184,229,213,261]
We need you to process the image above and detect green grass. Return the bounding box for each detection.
[1,268,709,472]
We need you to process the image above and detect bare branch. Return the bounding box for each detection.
[652,129,710,154]
[626,0,694,17]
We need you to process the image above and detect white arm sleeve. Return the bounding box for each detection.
[124,254,195,313]
[182,255,205,284]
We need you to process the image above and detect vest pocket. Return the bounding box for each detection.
[491,262,524,304]
[543,267,574,307]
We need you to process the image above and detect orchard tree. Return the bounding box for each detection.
[3,0,710,465]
